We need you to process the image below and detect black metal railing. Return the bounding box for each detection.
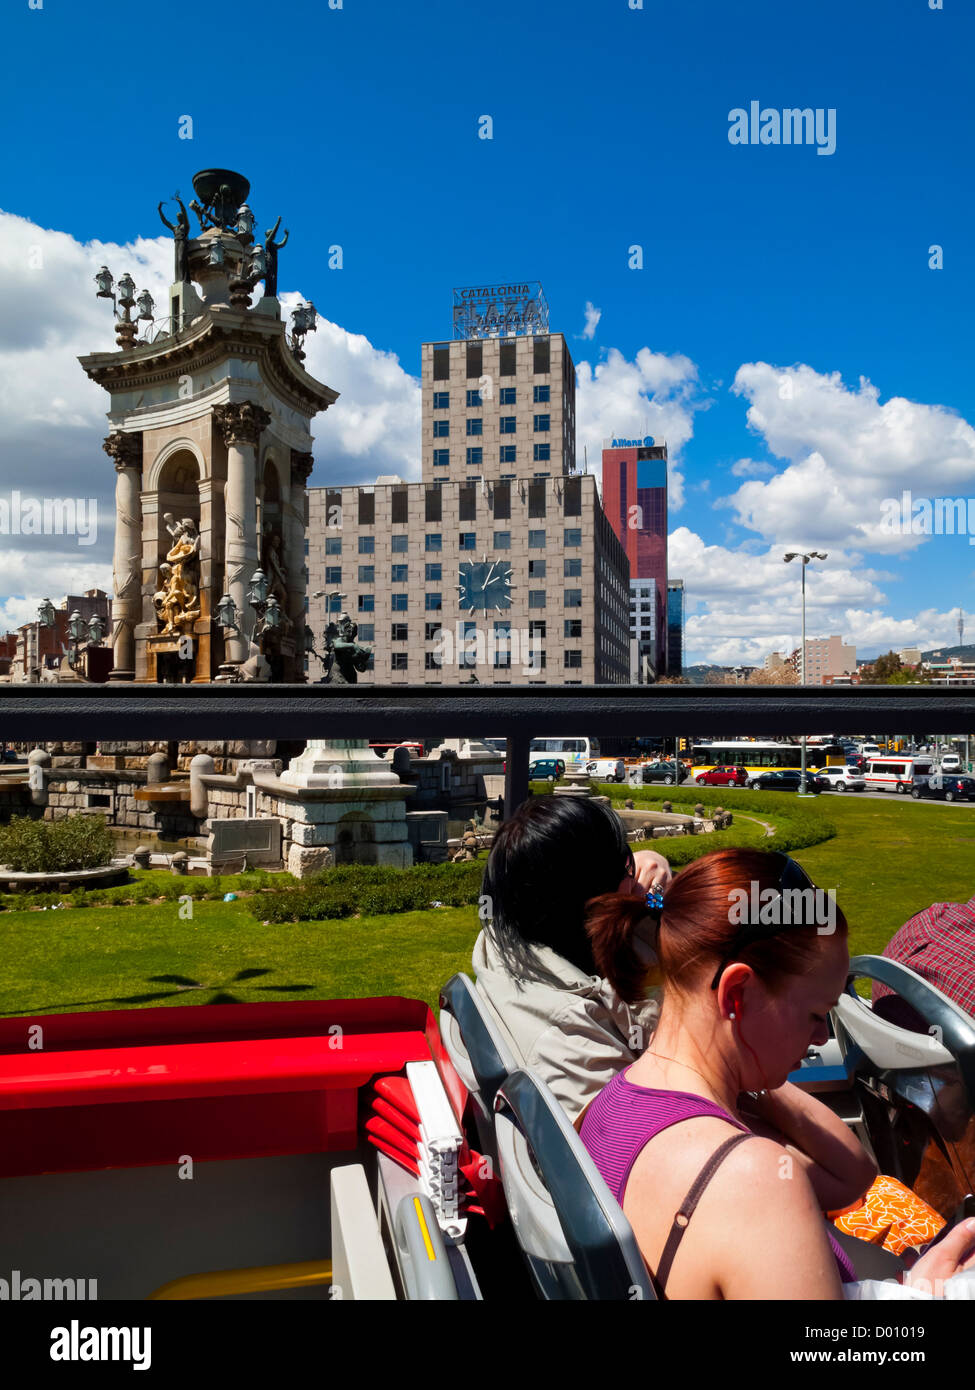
[1,683,971,817]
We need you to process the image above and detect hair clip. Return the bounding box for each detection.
[645,888,664,913]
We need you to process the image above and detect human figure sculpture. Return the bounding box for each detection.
[157,196,191,283]
[322,612,372,685]
[263,216,290,298]
[260,524,293,633]
[153,517,201,635]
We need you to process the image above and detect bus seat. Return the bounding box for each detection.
[439,973,518,1160]
[330,1163,396,1300]
[493,1068,655,1301]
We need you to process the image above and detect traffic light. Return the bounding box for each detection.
[678,739,688,752]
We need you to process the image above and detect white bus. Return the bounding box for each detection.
[529,736,600,774]
[863,756,934,794]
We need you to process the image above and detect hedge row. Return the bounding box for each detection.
[0,813,116,873]
[251,860,486,924]
[0,868,282,912]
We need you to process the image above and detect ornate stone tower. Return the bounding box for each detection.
[79,169,337,682]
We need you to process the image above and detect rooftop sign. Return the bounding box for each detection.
[452,282,549,339]
[606,436,655,449]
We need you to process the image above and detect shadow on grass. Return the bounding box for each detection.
[0,967,318,1016]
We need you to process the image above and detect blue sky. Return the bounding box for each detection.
[1,0,972,667]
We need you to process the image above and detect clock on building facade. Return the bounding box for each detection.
[457,558,513,613]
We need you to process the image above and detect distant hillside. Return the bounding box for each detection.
[921,643,975,663]
[684,664,726,685]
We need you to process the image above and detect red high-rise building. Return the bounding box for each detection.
[601,437,668,674]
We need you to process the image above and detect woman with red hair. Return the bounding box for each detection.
[580,848,975,1298]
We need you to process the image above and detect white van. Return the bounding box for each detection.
[939,753,962,773]
[864,757,934,793]
[529,737,600,775]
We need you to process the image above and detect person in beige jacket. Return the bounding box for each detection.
[472,795,671,1125]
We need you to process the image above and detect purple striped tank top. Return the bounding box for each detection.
[580,1068,856,1287]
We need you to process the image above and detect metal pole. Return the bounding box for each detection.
[799,561,808,794]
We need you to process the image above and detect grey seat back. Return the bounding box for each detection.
[439,972,518,1160]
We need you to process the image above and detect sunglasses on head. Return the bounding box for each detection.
[709,854,820,990]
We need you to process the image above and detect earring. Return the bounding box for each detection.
[729,1011,736,1020]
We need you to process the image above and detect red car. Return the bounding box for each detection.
[695,764,749,787]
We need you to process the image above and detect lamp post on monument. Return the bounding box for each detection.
[783,551,828,796]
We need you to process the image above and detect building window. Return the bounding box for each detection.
[466,388,482,407]
[466,418,483,437]
[459,486,477,522]
[529,620,546,640]
[499,416,517,434]
[391,652,408,671]
[494,651,512,669]
[564,650,582,669]
[425,488,442,523]
[529,591,547,609]
[325,566,342,584]
[303,538,309,556]
[533,443,551,462]
[391,623,408,642]
[494,530,511,549]
[425,622,441,641]
[466,342,482,379]
[528,480,546,517]
[425,562,442,581]
[357,623,374,641]
[564,477,582,516]
[466,447,483,466]
[564,557,582,577]
[499,386,516,404]
[358,536,375,554]
[533,384,550,403]
[391,534,408,553]
[327,594,342,613]
[565,589,583,607]
[530,650,547,669]
[433,449,450,468]
[425,533,442,552]
[500,340,516,376]
[533,337,550,374]
[358,491,375,525]
[528,559,546,578]
[391,487,409,524]
[325,489,342,528]
[433,419,450,438]
[391,593,408,611]
[459,532,476,550]
[433,344,450,380]
[533,414,550,432]
[494,620,511,635]
[424,651,442,671]
[433,390,449,409]
[358,594,375,612]
[564,619,582,638]
[492,482,511,519]
[425,593,442,611]
[499,445,516,464]
[390,564,408,583]
[358,565,375,583]
[325,537,342,555]
[564,528,582,547]
[528,529,546,548]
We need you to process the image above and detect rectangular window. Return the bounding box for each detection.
[433,390,449,409]
[425,533,442,551]
[564,528,582,547]
[433,419,450,438]
[425,593,442,611]
[425,622,441,641]
[528,529,546,548]
[425,562,442,581]
[528,559,546,578]
[529,591,547,609]
[358,594,375,612]
[358,536,375,554]
[391,593,408,611]
[390,564,408,583]
[433,449,450,468]
[500,340,516,376]
[533,336,550,374]
[564,557,582,577]
[466,388,482,408]
[391,533,408,553]
[327,594,342,613]
[391,652,408,670]
[564,651,582,668]
[494,651,512,669]
[564,619,582,638]
[356,623,374,641]
[466,342,482,379]
[325,489,342,528]
[493,530,511,549]
[459,532,476,550]
[533,414,550,432]
[531,650,547,670]
[529,620,547,640]
[533,384,550,403]
[564,476,582,516]
[499,386,516,404]
[391,623,408,642]
[466,418,483,436]
[325,566,342,584]
[493,482,511,520]
[499,445,516,464]
[499,416,517,434]
[424,651,441,671]
[358,491,375,525]
[466,447,483,466]
[432,344,450,380]
[303,538,309,556]
[494,620,511,635]
[358,565,375,583]
[459,485,477,521]
[425,489,442,523]
[565,589,583,608]
[391,487,409,524]
[528,480,546,517]
[325,537,342,555]
[533,443,551,462]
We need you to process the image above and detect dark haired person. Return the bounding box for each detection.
[579,848,975,1298]
[472,795,670,1123]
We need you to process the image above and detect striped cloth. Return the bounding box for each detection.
[872,894,975,1030]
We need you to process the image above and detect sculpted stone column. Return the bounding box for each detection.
[288,449,314,665]
[214,401,271,668]
[104,430,143,681]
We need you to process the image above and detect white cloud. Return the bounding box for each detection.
[730,457,774,478]
[579,301,601,340]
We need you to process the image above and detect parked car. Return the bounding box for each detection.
[845,754,867,773]
[528,757,565,782]
[750,769,823,794]
[638,760,688,785]
[585,757,626,783]
[695,765,748,787]
[911,775,975,803]
[939,754,962,773]
[818,766,866,792]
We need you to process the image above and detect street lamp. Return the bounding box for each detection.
[784,551,828,795]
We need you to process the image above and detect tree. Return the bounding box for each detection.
[861,650,902,682]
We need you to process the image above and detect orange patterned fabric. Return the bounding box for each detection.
[830,1175,946,1257]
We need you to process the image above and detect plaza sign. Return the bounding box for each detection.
[452,281,549,340]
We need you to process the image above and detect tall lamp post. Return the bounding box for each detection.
[784,551,828,796]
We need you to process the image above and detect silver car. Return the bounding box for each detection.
[818,765,866,792]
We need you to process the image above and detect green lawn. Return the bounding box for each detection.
[0,792,971,1018]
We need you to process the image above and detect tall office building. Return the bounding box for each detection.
[667,578,684,677]
[602,437,668,672]
[306,284,630,686]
